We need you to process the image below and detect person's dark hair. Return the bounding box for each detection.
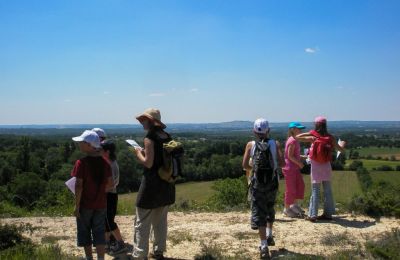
[315,122,328,136]
[101,140,117,161]
[85,156,106,187]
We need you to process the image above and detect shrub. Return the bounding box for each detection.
[366,228,400,259]
[348,181,400,218]
[376,165,394,171]
[0,223,33,250]
[206,176,248,211]
[348,160,363,171]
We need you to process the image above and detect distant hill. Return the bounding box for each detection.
[0,120,399,136]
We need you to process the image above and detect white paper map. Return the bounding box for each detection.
[65,177,76,194]
[126,139,142,149]
[337,138,345,158]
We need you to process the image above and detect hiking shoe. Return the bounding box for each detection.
[109,241,128,255]
[317,214,333,221]
[267,236,275,246]
[259,246,270,259]
[305,216,317,222]
[293,204,305,214]
[283,208,298,218]
[149,252,165,260]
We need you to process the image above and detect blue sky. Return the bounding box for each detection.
[0,0,399,124]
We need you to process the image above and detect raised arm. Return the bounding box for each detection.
[134,137,155,169]
[332,136,346,152]
[296,132,316,143]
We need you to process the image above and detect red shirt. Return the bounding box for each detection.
[71,156,111,209]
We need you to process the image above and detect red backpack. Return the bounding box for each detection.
[309,130,333,163]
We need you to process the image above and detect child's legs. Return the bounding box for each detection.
[295,172,305,201]
[92,209,106,259]
[151,206,169,254]
[76,208,94,257]
[322,181,335,217]
[284,172,297,208]
[308,183,321,218]
[133,207,153,259]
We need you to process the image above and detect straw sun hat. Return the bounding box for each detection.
[136,108,166,129]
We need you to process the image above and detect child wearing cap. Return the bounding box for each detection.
[296,117,346,222]
[282,122,306,218]
[71,130,113,260]
[242,118,283,260]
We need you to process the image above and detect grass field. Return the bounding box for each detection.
[117,171,400,214]
[346,159,400,170]
[355,147,400,159]
[118,181,215,215]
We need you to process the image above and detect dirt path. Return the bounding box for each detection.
[2,212,399,259]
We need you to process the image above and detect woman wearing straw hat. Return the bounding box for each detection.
[131,108,174,260]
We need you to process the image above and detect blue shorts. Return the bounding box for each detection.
[76,208,106,247]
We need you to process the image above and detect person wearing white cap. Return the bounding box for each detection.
[71,130,113,260]
[131,108,174,260]
[242,118,283,260]
[92,128,107,142]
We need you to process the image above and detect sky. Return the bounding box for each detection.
[0,0,399,124]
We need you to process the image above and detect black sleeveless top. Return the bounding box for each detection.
[135,129,175,209]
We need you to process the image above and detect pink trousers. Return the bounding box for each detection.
[283,169,305,205]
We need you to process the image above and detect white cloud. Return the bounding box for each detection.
[190,88,199,92]
[305,47,319,54]
[149,93,166,97]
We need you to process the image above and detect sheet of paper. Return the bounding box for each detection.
[126,139,142,149]
[65,177,76,194]
[336,138,343,158]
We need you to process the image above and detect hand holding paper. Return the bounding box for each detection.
[126,139,143,149]
[336,138,346,158]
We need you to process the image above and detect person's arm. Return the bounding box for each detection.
[275,140,285,168]
[105,176,113,192]
[242,142,253,171]
[74,177,83,218]
[296,132,316,143]
[135,137,155,168]
[112,163,120,188]
[287,143,304,169]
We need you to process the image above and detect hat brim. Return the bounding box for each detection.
[136,114,166,129]
[291,125,306,129]
[72,136,84,142]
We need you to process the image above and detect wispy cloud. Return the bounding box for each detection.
[305,47,319,54]
[189,88,199,92]
[149,92,166,97]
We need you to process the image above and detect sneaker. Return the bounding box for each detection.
[259,246,270,259]
[293,204,305,214]
[266,236,275,246]
[149,251,165,260]
[317,214,333,221]
[109,241,128,255]
[305,216,317,222]
[283,208,298,218]
[105,242,111,254]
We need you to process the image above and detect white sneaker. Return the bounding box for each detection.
[283,208,298,218]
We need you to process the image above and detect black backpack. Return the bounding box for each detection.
[252,139,275,185]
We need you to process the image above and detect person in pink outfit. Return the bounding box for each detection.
[283,122,306,218]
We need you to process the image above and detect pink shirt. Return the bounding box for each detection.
[310,160,332,183]
[283,137,301,173]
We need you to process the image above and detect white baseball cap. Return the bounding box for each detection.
[253,118,269,134]
[91,128,106,139]
[72,130,101,149]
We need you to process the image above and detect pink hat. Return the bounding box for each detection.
[314,116,327,123]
